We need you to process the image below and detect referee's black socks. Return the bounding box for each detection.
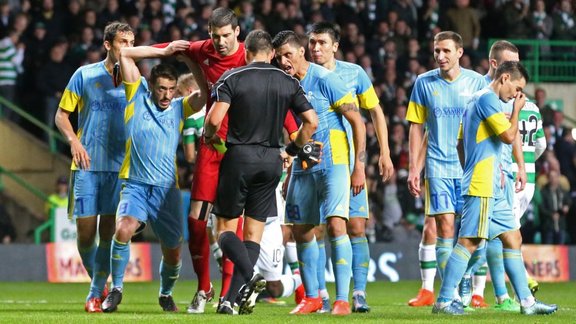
[218,231,260,282]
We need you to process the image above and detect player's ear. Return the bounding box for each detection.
[103,40,112,52]
[234,26,240,38]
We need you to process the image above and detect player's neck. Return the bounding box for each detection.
[322,59,337,71]
[295,61,310,80]
[441,65,461,82]
[103,56,116,75]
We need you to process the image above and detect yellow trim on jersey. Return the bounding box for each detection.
[119,137,132,179]
[59,89,80,112]
[124,102,135,124]
[476,113,510,143]
[358,86,379,110]
[330,129,349,165]
[486,112,511,136]
[469,156,494,196]
[458,123,463,140]
[182,96,194,118]
[330,92,355,111]
[70,129,83,170]
[406,101,427,124]
[124,79,141,102]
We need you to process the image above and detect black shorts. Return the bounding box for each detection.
[212,145,282,222]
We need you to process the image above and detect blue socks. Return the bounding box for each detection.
[297,239,319,298]
[436,237,454,280]
[503,248,531,301]
[330,235,352,301]
[159,259,181,296]
[317,240,327,293]
[351,236,369,293]
[87,239,111,300]
[487,239,508,298]
[438,243,471,302]
[110,238,130,289]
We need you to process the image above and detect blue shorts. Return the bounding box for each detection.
[490,192,518,239]
[349,183,369,218]
[503,172,514,211]
[460,195,492,239]
[460,194,518,240]
[69,170,122,219]
[116,181,183,249]
[425,178,463,216]
[285,165,350,225]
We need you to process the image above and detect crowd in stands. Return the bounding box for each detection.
[0,0,575,244]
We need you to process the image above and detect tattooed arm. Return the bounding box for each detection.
[335,102,366,196]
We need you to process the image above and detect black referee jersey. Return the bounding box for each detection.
[212,61,313,147]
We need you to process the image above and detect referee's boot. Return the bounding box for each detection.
[238,272,266,315]
[102,287,123,313]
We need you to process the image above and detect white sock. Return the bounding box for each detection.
[211,242,222,259]
[520,296,535,308]
[285,241,298,264]
[496,293,510,304]
[472,268,487,297]
[279,273,302,298]
[419,243,437,291]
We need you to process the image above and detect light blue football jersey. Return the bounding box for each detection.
[59,61,127,172]
[460,88,511,197]
[119,78,193,188]
[333,60,380,170]
[292,63,355,174]
[485,74,514,175]
[406,68,486,179]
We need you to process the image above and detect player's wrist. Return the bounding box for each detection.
[285,141,301,156]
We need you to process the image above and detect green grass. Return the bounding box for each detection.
[0,280,574,323]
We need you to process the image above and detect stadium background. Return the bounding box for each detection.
[0,0,575,286]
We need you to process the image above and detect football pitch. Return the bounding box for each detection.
[0,280,574,323]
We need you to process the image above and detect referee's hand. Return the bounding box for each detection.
[280,150,293,169]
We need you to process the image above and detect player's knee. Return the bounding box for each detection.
[161,247,181,265]
[326,217,347,238]
[266,281,283,298]
[114,217,139,242]
[347,219,366,238]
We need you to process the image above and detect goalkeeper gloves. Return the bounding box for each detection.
[285,140,323,170]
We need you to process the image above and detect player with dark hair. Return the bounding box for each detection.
[161,7,298,313]
[54,21,134,313]
[308,21,394,313]
[101,40,206,313]
[273,30,366,315]
[204,29,318,315]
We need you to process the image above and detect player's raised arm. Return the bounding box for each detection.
[119,40,190,83]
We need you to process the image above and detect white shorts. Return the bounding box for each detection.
[255,185,285,281]
[513,183,535,221]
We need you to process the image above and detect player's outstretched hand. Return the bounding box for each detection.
[298,141,323,170]
[165,40,190,55]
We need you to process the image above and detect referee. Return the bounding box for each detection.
[203,29,318,315]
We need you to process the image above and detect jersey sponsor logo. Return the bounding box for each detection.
[143,111,176,129]
[89,100,124,112]
[433,107,464,118]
